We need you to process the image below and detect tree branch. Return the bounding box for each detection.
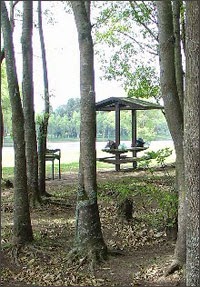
[129,1,158,42]
[13,1,19,9]
[118,30,158,56]
[141,0,158,25]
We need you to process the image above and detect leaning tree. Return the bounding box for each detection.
[1,0,33,245]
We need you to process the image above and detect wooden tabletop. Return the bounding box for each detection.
[102,146,148,154]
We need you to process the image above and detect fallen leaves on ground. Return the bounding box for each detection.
[1,169,184,286]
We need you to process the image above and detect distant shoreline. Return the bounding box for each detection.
[2,136,172,148]
[2,139,174,168]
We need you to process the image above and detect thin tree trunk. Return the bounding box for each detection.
[1,0,33,245]
[0,87,2,183]
[0,50,5,181]
[172,0,184,113]
[37,1,50,196]
[70,1,107,263]
[22,1,41,205]
[156,1,185,275]
[185,2,199,286]
[180,2,186,56]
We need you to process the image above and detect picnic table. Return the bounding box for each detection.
[45,148,61,180]
[97,146,148,171]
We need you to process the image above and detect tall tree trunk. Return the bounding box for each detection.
[156,1,185,274]
[37,1,50,196]
[185,2,199,286]
[172,0,184,113]
[0,50,5,182]
[180,2,186,56]
[1,0,33,245]
[0,84,2,183]
[70,1,107,263]
[22,1,41,205]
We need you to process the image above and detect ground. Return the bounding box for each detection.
[1,168,185,286]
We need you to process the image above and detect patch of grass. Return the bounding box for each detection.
[2,167,14,179]
[2,163,80,179]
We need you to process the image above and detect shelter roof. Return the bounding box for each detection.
[96,97,163,111]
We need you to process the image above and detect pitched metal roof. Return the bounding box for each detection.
[96,97,163,111]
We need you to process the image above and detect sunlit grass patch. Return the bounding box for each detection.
[2,167,14,180]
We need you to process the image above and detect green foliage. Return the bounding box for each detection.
[2,166,14,179]
[139,183,178,229]
[44,98,170,141]
[98,174,178,230]
[139,147,173,169]
[126,65,160,99]
[1,63,12,137]
[46,98,80,139]
[93,1,159,99]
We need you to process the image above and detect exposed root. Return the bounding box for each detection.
[11,246,21,267]
[74,256,87,271]
[42,198,72,207]
[108,249,126,256]
[165,259,182,276]
[65,246,108,275]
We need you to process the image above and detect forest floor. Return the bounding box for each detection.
[1,167,185,286]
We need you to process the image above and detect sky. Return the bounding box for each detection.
[11,1,126,113]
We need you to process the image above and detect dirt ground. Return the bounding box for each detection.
[1,169,185,286]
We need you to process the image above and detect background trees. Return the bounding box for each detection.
[37,0,51,197]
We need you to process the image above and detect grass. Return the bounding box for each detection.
[2,162,113,181]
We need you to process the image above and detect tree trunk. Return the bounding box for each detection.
[156,1,185,274]
[22,1,41,205]
[185,2,199,286]
[0,50,4,182]
[70,1,107,263]
[172,0,184,113]
[1,1,33,245]
[37,1,50,196]
[0,84,2,183]
[117,198,133,222]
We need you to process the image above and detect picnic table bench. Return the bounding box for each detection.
[97,147,148,171]
[45,148,61,180]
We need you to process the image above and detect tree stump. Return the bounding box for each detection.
[117,198,133,222]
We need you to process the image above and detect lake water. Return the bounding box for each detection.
[2,140,174,167]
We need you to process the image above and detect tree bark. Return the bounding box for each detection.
[156,1,185,274]
[185,2,199,286]
[37,1,50,196]
[1,0,33,245]
[22,1,41,205]
[172,0,184,113]
[0,85,2,183]
[0,50,4,182]
[70,1,107,263]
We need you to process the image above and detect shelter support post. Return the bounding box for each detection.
[115,104,120,171]
[131,110,137,169]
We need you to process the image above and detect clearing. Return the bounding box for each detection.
[1,167,185,286]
